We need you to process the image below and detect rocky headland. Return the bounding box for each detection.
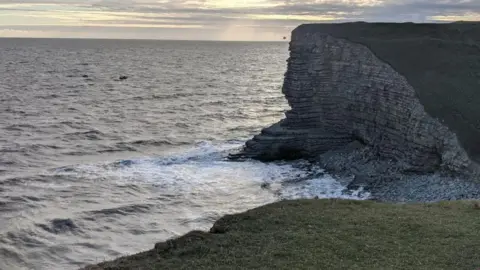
[232,22,480,202]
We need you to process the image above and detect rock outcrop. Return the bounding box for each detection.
[233,23,480,184]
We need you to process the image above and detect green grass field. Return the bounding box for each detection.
[84,199,480,270]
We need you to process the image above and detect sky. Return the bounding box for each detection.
[0,0,479,41]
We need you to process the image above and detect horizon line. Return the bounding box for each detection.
[0,36,290,42]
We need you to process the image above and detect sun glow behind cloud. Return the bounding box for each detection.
[0,0,478,40]
[206,0,279,8]
[430,12,480,21]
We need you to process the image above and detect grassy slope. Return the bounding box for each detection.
[84,199,480,270]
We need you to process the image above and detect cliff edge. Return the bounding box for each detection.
[233,22,480,200]
[83,199,480,270]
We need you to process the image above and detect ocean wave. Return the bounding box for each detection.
[97,145,137,153]
[125,139,189,147]
[0,247,25,270]
[3,124,37,131]
[35,94,60,99]
[84,204,155,218]
[65,130,105,140]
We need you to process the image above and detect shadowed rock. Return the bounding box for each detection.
[234,22,480,177]
[36,218,78,234]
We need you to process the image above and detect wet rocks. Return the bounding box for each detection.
[36,218,78,234]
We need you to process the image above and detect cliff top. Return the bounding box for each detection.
[294,22,480,41]
[84,199,480,270]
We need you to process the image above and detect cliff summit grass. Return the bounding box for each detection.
[85,199,480,270]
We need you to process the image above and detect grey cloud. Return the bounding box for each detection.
[2,0,478,18]
[1,0,478,40]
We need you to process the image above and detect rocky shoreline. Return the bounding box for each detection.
[232,22,480,202]
[315,141,480,202]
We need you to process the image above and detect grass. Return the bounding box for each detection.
[83,199,480,270]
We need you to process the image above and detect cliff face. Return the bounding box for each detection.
[236,23,480,175]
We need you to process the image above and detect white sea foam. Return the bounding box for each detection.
[62,141,369,202]
[6,141,369,270]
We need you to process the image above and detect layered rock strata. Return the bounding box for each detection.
[233,23,480,184]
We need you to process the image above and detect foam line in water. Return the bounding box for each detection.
[55,141,370,200]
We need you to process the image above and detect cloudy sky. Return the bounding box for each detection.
[0,0,478,41]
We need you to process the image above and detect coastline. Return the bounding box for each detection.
[83,22,480,269]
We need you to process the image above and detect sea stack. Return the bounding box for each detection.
[234,22,480,180]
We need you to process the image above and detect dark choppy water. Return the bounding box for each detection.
[0,38,368,269]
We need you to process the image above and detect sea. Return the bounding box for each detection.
[0,38,368,270]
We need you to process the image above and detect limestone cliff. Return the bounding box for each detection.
[234,22,480,175]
